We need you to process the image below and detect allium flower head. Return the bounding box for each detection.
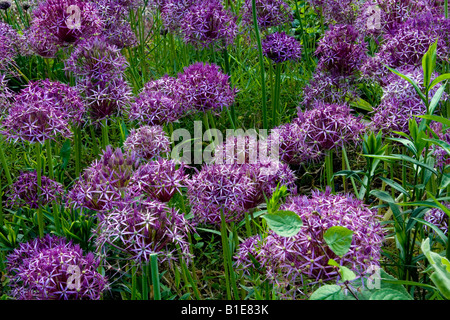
[0,22,29,74]
[1,82,74,143]
[123,125,171,161]
[127,158,187,203]
[424,202,449,236]
[96,199,195,265]
[68,146,140,212]
[160,0,198,32]
[235,188,384,298]
[180,0,238,50]
[315,24,367,77]
[177,62,236,114]
[262,32,302,63]
[29,0,103,48]
[242,0,292,29]
[309,0,360,25]
[429,122,450,169]
[187,164,258,225]
[6,235,107,300]
[0,74,15,117]
[5,171,64,209]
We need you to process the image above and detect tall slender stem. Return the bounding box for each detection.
[73,125,82,177]
[222,47,236,129]
[272,63,282,127]
[150,254,161,300]
[101,119,109,150]
[251,0,268,130]
[36,142,44,238]
[0,136,12,185]
[325,149,335,193]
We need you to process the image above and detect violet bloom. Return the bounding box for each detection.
[187,163,258,225]
[262,32,302,63]
[159,0,198,33]
[0,74,14,117]
[235,188,384,298]
[429,122,450,170]
[309,0,360,25]
[180,0,238,50]
[242,0,292,29]
[96,199,195,265]
[370,67,445,134]
[177,62,236,114]
[424,203,449,236]
[28,0,103,49]
[6,235,107,300]
[5,171,64,209]
[0,22,29,74]
[68,146,140,212]
[127,158,187,203]
[123,125,171,161]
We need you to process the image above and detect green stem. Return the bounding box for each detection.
[36,142,44,238]
[445,0,448,19]
[0,136,12,185]
[251,0,268,130]
[222,47,236,130]
[272,63,282,127]
[73,125,82,178]
[220,210,232,300]
[150,254,161,300]
[45,139,54,180]
[325,149,335,193]
[101,119,109,150]
[89,125,100,156]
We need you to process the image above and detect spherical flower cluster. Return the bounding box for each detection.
[309,0,360,25]
[177,62,236,114]
[187,164,258,225]
[235,188,384,298]
[241,0,292,29]
[262,32,302,63]
[123,125,171,161]
[159,0,198,32]
[370,67,445,134]
[127,158,187,203]
[424,203,449,236]
[6,235,107,300]
[274,103,365,164]
[315,24,367,77]
[5,171,64,209]
[429,122,450,170]
[180,0,238,50]
[0,74,14,117]
[68,146,140,212]
[1,80,77,144]
[96,199,195,265]
[28,0,103,54]
[0,22,28,74]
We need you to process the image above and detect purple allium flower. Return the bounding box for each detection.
[25,23,60,58]
[68,146,140,212]
[65,36,129,81]
[127,158,187,203]
[0,22,29,74]
[187,164,258,225]
[424,202,449,236]
[177,62,236,114]
[1,84,74,144]
[6,234,107,300]
[274,102,365,164]
[5,171,64,209]
[262,32,302,63]
[235,188,384,297]
[14,79,86,125]
[128,90,182,126]
[180,0,238,50]
[241,0,292,29]
[78,77,133,122]
[159,0,198,33]
[429,122,450,170]
[309,0,360,25]
[315,24,367,77]
[123,125,171,161]
[96,198,195,265]
[29,0,103,49]
[0,74,14,117]
[370,67,445,134]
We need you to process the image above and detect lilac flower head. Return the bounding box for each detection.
[187,164,258,225]
[424,202,449,236]
[235,189,384,297]
[127,158,187,203]
[309,0,360,25]
[6,234,107,300]
[123,125,171,161]
[242,0,292,29]
[262,32,302,63]
[96,199,195,265]
[315,24,367,77]
[180,0,238,50]
[68,146,140,212]
[429,122,450,169]
[177,62,236,114]
[0,74,14,117]
[29,0,103,47]
[0,22,29,74]
[5,171,64,209]
[160,0,198,32]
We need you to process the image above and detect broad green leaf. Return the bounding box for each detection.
[417,114,450,127]
[323,226,353,257]
[261,210,303,237]
[421,238,450,299]
[309,285,342,300]
[369,288,413,300]
[440,173,450,190]
[378,177,410,198]
[328,259,356,282]
[351,98,373,112]
[422,39,437,89]
[428,82,447,116]
[413,218,448,243]
[429,73,450,90]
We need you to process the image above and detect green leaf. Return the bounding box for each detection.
[385,65,426,103]
[59,139,72,170]
[328,259,356,282]
[412,218,448,243]
[351,97,373,112]
[378,177,410,198]
[369,288,413,300]
[309,285,342,300]
[428,82,447,116]
[420,238,450,299]
[323,226,354,257]
[417,114,450,127]
[429,73,450,90]
[364,154,438,176]
[422,39,437,89]
[261,210,303,237]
